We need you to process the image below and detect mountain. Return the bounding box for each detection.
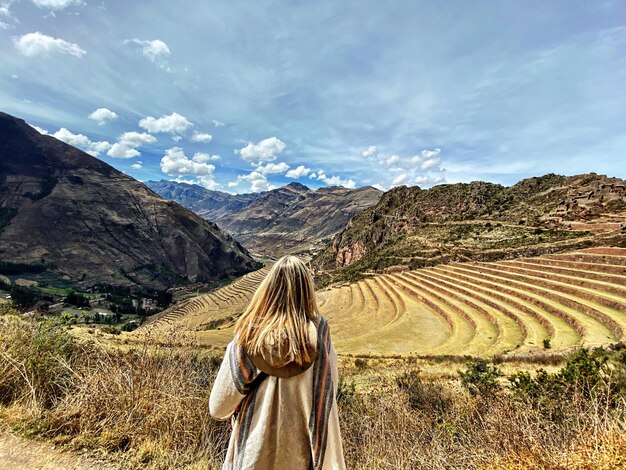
[146,180,382,256]
[0,112,260,292]
[312,173,626,285]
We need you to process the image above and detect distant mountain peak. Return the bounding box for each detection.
[284,182,310,192]
[148,179,383,256]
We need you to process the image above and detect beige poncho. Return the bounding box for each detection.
[209,317,346,470]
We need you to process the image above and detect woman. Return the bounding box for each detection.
[209,255,346,470]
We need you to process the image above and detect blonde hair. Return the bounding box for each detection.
[235,255,319,366]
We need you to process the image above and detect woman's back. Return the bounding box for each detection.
[209,256,346,469]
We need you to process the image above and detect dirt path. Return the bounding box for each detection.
[0,432,115,469]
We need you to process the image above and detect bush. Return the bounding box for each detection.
[0,316,78,408]
[0,304,20,316]
[396,369,452,415]
[508,347,626,420]
[100,325,121,335]
[337,376,356,405]
[120,321,138,332]
[354,358,368,370]
[459,359,503,396]
[543,338,551,349]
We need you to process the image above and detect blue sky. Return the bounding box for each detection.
[1,0,625,193]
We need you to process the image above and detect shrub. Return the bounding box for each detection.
[543,338,551,349]
[59,312,77,325]
[354,358,368,370]
[459,359,503,396]
[508,348,626,420]
[396,369,452,415]
[100,325,121,335]
[0,316,78,408]
[120,321,138,332]
[0,304,20,316]
[337,376,357,405]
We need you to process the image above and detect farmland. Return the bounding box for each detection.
[140,246,626,358]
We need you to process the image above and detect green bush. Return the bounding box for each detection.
[101,325,121,335]
[543,338,551,349]
[508,347,626,420]
[459,359,503,396]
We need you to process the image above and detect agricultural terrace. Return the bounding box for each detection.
[139,247,626,357]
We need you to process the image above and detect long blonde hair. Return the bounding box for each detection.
[235,255,319,366]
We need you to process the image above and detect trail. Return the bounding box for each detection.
[0,432,115,469]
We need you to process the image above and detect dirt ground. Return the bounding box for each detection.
[0,432,115,470]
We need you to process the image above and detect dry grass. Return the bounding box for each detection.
[1,315,625,469]
[339,374,626,469]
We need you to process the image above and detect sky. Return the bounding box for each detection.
[1,0,625,193]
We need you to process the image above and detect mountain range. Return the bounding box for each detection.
[311,173,626,285]
[0,112,260,292]
[146,180,382,256]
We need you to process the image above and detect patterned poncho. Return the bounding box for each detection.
[209,316,346,470]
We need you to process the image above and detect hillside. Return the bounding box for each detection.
[146,180,382,256]
[312,174,626,285]
[0,112,260,292]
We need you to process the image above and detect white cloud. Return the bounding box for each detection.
[172,135,182,142]
[361,145,378,159]
[14,32,86,58]
[88,107,118,125]
[212,119,225,127]
[0,21,8,29]
[382,148,442,171]
[391,174,409,186]
[372,183,386,191]
[31,0,83,11]
[237,137,286,162]
[254,161,290,175]
[125,38,171,64]
[160,147,216,176]
[52,128,111,156]
[107,131,156,159]
[309,172,317,179]
[316,171,356,189]
[139,112,193,134]
[414,175,446,187]
[193,152,221,163]
[383,155,400,168]
[285,165,311,178]
[196,176,222,190]
[131,162,142,170]
[230,170,277,192]
[190,131,212,143]
[30,124,48,135]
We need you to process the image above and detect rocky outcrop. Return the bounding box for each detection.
[0,112,260,291]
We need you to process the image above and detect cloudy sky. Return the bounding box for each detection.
[1,1,625,192]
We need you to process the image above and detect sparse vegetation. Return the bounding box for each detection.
[1,313,625,468]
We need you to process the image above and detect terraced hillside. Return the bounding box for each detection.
[139,247,626,357]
